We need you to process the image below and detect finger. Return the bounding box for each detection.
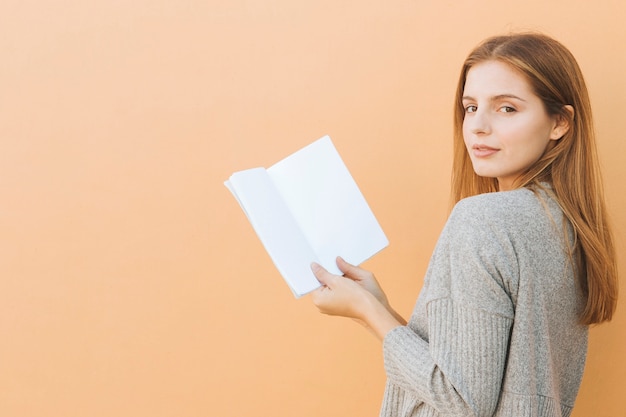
[336,256,370,280]
[311,262,336,287]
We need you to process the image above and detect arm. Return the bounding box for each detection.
[380,197,517,416]
[383,301,513,416]
[310,259,513,416]
[312,196,518,417]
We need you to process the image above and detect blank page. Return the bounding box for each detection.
[267,136,388,275]
[225,168,322,297]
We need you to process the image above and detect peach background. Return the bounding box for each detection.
[1,1,624,416]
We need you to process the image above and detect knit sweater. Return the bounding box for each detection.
[381,187,588,417]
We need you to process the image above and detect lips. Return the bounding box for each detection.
[472,144,499,157]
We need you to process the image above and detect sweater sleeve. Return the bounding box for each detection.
[383,302,513,416]
[382,196,517,416]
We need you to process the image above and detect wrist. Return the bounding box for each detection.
[359,292,403,341]
[376,295,407,326]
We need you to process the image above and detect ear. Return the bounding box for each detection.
[549,105,574,140]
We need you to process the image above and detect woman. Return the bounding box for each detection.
[310,33,618,417]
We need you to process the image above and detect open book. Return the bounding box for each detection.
[224,135,388,297]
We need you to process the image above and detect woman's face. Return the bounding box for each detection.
[461,60,565,191]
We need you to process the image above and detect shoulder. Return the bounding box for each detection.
[440,187,564,285]
[423,187,568,318]
[448,187,561,238]
[424,191,538,318]
[453,188,545,222]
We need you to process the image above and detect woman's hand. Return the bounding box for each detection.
[310,258,406,340]
[310,261,372,320]
[334,256,391,310]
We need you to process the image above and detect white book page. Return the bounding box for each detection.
[267,136,388,275]
[225,168,322,297]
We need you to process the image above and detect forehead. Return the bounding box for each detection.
[463,60,534,97]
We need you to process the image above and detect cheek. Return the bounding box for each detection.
[522,122,555,153]
[508,113,554,143]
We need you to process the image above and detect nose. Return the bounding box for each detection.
[466,109,491,135]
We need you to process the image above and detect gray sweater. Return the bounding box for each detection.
[381,187,587,417]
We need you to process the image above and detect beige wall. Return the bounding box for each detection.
[1,1,624,416]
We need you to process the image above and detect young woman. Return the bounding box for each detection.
[310,33,618,417]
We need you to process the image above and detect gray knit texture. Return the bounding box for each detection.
[381,187,588,417]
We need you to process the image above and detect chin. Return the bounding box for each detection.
[470,165,499,179]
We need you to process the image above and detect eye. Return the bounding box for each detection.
[499,106,516,113]
[464,105,477,113]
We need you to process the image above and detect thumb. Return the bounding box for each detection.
[311,262,336,287]
[336,256,369,280]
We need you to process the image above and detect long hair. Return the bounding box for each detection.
[451,33,618,325]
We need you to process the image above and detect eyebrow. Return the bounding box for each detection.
[462,94,527,102]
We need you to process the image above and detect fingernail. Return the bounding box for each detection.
[311,262,321,272]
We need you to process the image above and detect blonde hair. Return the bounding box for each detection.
[451,33,618,325]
